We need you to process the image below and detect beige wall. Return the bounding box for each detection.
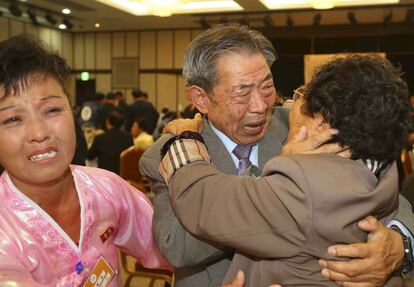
[70,29,204,112]
[0,17,205,112]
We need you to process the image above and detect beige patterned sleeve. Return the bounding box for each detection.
[159,138,211,183]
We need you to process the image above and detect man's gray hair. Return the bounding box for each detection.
[182,24,277,94]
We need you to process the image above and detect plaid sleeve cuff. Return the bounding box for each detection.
[159,138,211,183]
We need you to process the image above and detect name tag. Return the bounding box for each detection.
[84,256,115,287]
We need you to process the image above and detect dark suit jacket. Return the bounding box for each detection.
[139,107,290,286]
[168,154,402,286]
[87,129,133,174]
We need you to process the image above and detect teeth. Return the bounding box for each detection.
[30,151,57,161]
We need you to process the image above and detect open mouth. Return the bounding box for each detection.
[29,151,57,161]
[243,121,266,135]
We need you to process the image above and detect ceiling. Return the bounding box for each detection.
[0,0,413,32]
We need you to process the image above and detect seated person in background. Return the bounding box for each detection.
[0,35,170,286]
[131,117,154,150]
[160,54,412,286]
[87,110,133,174]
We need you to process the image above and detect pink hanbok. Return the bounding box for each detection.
[0,165,170,286]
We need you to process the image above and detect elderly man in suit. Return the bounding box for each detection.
[139,24,414,287]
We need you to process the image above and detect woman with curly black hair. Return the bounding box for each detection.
[158,54,412,286]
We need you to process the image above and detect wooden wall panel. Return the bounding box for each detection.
[0,18,9,41]
[139,73,156,104]
[177,75,188,112]
[157,31,173,69]
[50,29,62,54]
[126,32,139,58]
[61,33,73,68]
[96,74,112,93]
[96,33,111,69]
[10,20,24,36]
[139,31,156,69]
[174,30,191,68]
[157,74,177,111]
[38,27,51,44]
[65,74,76,107]
[24,23,39,39]
[73,33,84,70]
[84,33,96,69]
[112,32,125,58]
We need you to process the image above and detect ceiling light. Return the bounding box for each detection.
[312,0,336,9]
[144,0,183,17]
[58,23,67,30]
[259,0,399,10]
[62,8,71,15]
[96,0,242,16]
[179,1,242,13]
[95,22,101,28]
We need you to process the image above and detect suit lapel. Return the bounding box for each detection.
[202,120,237,175]
[258,114,288,170]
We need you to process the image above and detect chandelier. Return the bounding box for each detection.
[312,0,336,9]
[143,0,184,17]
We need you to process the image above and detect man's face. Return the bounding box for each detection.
[204,53,276,145]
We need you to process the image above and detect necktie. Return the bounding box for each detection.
[233,145,253,175]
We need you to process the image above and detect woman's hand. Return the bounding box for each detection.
[163,113,204,135]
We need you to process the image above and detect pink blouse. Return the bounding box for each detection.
[0,165,170,286]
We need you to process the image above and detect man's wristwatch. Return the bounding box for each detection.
[391,225,414,274]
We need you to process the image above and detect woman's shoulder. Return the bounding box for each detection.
[71,165,125,187]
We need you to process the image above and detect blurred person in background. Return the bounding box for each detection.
[127,89,159,134]
[131,117,154,151]
[87,110,133,174]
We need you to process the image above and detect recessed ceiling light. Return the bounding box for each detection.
[62,8,71,14]
[95,22,101,28]
[259,0,399,10]
[58,23,67,29]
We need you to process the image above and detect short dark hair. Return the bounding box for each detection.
[94,92,105,101]
[132,117,149,133]
[107,110,125,129]
[0,35,70,98]
[304,54,411,163]
[106,92,116,100]
[132,89,145,98]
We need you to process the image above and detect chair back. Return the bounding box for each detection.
[119,146,151,193]
[120,146,145,183]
